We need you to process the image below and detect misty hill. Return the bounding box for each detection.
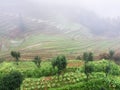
[0,0,120,38]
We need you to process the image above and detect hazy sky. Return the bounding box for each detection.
[29,0,120,18]
[1,0,120,18]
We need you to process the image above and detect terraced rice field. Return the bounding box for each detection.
[1,13,120,60]
[1,34,120,60]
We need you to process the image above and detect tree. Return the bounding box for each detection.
[105,65,111,77]
[83,52,93,62]
[83,52,94,80]
[51,57,57,69]
[109,50,115,60]
[11,51,20,65]
[88,52,93,61]
[105,50,115,77]
[0,71,24,90]
[51,55,67,76]
[84,63,93,80]
[33,56,41,68]
[83,52,89,63]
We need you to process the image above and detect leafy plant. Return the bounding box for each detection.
[0,71,24,90]
[33,56,41,68]
[109,50,115,60]
[51,55,67,76]
[11,51,20,65]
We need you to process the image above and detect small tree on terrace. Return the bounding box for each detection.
[84,64,93,80]
[51,57,57,69]
[33,56,41,68]
[105,65,111,77]
[11,51,20,65]
[109,50,115,60]
[51,55,67,77]
[83,52,89,63]
[88,52,93,61]
[105,50,115,77]
[83,52,94,80]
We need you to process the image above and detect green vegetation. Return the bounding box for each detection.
[83,52,94,80]
[0,71,23,90]
[51,55,67,77]
[0,58,120,90]
[1,51,120,90]
[33,56,41,68]
[11,51,21,65]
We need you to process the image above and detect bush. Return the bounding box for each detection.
[84,63,94,80]
[11,51,20,65]
[83,52,94,62]
[51,55,67,75]
[109,50,115,60]
[33,56,41,68]
[81,60,120,76]
[0,71,24,90]
[88,52,94,61]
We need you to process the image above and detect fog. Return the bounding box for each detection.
[0,0,120,18]
[0,0,120,38]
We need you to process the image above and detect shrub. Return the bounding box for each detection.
[88,52,94,61]
[109,50,115,60]
[51,55,67,75]
[33,56,41,68]
[81,60,120,76]
[11,51,20,65]
[83,52,94,62]
[84,63,94,80]
[0,71,24,90]
[83,52,89,62]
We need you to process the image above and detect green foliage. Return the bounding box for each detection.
[22,72,86,90]
[84,63,94,80]
[1,59,120,90]
[105,65,111,77]
[11,51,20,65]
[0,71,24,90]
[23,67,58,78]
[50,75,120,90]
[83,52,94,80]
[81,60,120,76]
[83,52,94,62]
[109,50,115,60]
[88,52,93,61]
[33,56,41,68]
[51,55,67,75]
[83,52,89,62]
[51,57,57,69]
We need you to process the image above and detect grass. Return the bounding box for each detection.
[1,34,120,60]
